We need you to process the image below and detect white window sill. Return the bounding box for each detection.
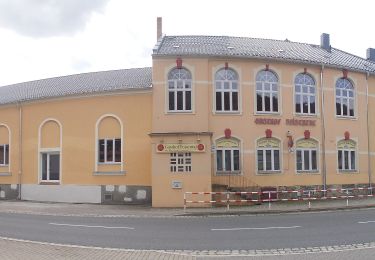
[255,112,280,116]
[338,170,358,174]
[0,172,11,176]
[39,181,60,185]
[335,116,357,120]
[93,171,126,176]
[98,162,122,165]
[296,171,320,174]
[215,171,241,176]
[257,171,282,175]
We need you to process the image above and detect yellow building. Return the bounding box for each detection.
[1,20,375,207]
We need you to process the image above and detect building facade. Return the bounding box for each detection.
[1,21,375,207]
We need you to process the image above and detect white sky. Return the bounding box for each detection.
[0,0,373,86]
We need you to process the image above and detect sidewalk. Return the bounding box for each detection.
[1,197,375,217]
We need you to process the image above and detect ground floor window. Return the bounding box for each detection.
[170,153,191,172]
[337,139,356,172]
[257,137,281,173]
[0,144,9,166]
[215,137,240,174]
[337,139,357,172]
[41,152,60,181]
[296,139,318,172]
[98,138,121,163]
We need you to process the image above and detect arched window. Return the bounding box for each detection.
[337,139,356,171]
[215,68,239,112]
[336,78,354,117]
[95,114,123,173]
[38,119,62,183]
[0,124,10,167]
[256,70,279,113]
[295,73,316,114]
[215,137,240,174]
[296,139,318,172]
[257,137,281,172]
[168,68,192,112]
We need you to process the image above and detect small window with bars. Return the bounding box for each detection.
[170,153,192,172]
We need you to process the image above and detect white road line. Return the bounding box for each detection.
[49,223,134,230]
[211,225,301,231]
[358,221,375,224]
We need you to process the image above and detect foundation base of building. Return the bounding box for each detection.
[0,184,19,200]
[18,184,151,204]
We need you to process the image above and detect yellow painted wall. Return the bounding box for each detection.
[0,91,152,187]
[152,56,370,206]
[40,120,60,148]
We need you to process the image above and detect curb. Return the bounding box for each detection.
[177,205,375,217]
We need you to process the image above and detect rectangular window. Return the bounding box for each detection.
[41,152,60,182]
[0,144,9,166]
[170,153,191,172]
[258,149,281,173]
[216,150,223,171]
[232,92,238,111]
[338,149,356,171]
[216,149,240,174]
[98,139,121,164]
[216,92,222,111]
[224,92,230,111]
[296,149,318,172]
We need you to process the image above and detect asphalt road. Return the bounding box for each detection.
[1,209,375,251]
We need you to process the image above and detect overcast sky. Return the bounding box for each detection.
[0,0,373,86]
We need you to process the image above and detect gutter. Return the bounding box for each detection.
[320,65,327,190]
[17,102,22,200]
[366,72,372,188]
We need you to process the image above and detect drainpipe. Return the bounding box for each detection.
[320,65,327,191]
[366,72,372,188]
[17,103,22,200]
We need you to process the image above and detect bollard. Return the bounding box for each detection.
[226,192,230,211]
[268,191,271,210]
[346,189,349,207]
[183,193,186,212]
[308,190,311,209]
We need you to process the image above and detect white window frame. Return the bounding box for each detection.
[170,152,192,172]
[0,144,9,166]
[167,68,192,112]
[257,148,281,173]
[296,148,318,173]
[335,78,355,118]
[216,148,241,174]
[338,148,356,172]
[98,138,121,164]
[255,70,279,114]
[295,73,316,115]
[40,151,60,182]
[214,68,239,113]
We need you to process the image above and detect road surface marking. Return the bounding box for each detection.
[211,225,301,231]
[49,223,134,229]
[358,221,375,224]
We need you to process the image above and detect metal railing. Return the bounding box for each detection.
[184,187,374,212]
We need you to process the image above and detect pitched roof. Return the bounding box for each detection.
[0,67,152,105]
[153,35,375,73]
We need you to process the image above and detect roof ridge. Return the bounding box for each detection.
[0,67,152,88]
[166,34,319,47]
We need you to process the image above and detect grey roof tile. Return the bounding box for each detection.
[153,35,375,73]
[0,67,152,105]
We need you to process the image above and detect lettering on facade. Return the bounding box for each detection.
[254,118,281,125]
[286,119,316,126]
[255,118,316,126]
[156,143,205,153]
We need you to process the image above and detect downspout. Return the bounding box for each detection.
[320,65,327,191]
[366,72,372,188]
[17,102,22,200]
